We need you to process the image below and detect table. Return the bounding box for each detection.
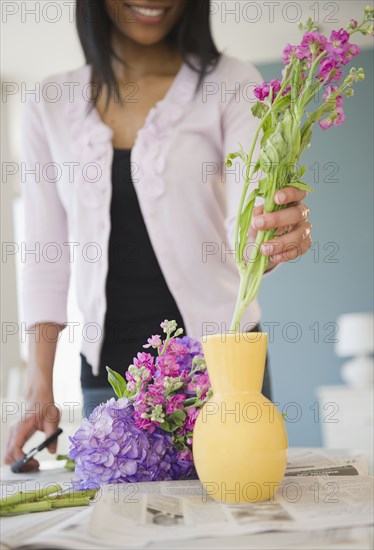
[1,449,373,550]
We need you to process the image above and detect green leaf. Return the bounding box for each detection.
[251,101,269,120]
[272,95,291,113]
[106,367,129,398]
[159,420,178,433]
[297,165,307,179]
[166,410,187,428]
[225,152,239,167]
[257,177,273,197]
[289,181,314,193]
[260,125,276,149]
[300,124,313,154]
[226,146,247,167]
[169,409,187,425]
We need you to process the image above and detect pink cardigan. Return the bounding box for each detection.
[21,55,264,375]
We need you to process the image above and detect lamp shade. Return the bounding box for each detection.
[335,313,374,357]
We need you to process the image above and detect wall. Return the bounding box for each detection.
[257,49,374,446]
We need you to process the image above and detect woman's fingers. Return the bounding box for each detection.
[262,222,313,263]
[274,187,307,205]
[261,222,312,256]
[247,205,264,240]
[252,202,309,231]
[5,421,40,471]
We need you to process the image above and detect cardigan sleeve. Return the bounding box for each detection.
[20,98,70,328]
[221,62,264,249]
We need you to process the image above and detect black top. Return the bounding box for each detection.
[81,148,185,388]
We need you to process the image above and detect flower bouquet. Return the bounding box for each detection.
[229,7,373,329]
[69,321,211,489]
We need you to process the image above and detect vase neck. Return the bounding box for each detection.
[201,333,268,394]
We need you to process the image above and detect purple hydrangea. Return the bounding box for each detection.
[69,398,191,489]
[174,335,204,371]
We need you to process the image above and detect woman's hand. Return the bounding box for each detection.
[249,187,312,269]
[5,323,62,471]
[5,393,61,472]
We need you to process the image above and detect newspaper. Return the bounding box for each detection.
[87,475,373,544]
[2,451,373,550]
[285,448,369,477]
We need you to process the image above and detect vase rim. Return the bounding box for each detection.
[201,332,268,342]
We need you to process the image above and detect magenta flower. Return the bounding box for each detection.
[186,407,199,432]
[270,79,282,94]
[281,43,299,64]
[340,43,361,65]
[157,354,180,377]
[166,394,186,414]
[188,373,210,400]
[300,32,327,56]
[254,79,282,102]
[318,86,345,130]
[282,36,323,65]
[178,449,193,462]
[327,28,350,55]
[317,57,343,83]
[133,352,155,370]
[143,335,162,349]
[254,82,270,101]
[165,339,188,358]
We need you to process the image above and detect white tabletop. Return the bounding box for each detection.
[1,449,373,550]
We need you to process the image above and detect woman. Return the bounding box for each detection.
[5,0,312,469]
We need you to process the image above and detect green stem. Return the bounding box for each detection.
[0,501,52,515]
[52,498,91,509]
[234,127,265,262]
[0,484,62,507]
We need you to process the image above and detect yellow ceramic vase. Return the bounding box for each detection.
[193,333,288,503]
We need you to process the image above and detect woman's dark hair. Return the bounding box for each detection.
[76,0,220,108]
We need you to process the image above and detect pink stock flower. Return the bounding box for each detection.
[327,28,350,55]
[166,339,188,357]
[185,407,199,432]
[133,352,155,371]
[166,394,186,414]
[270,78,282,94]
[157,354,180,377]
[318,86,345,130]
[326,29,360,65]
[134,416,157,433]
[143,335,162,349]
[300,32,328,56]
[254,82,270,101]
[281,43,299,64]
[178,449,193,462]
[254,79,282,102]
[125,352,156,388]
[282,36,323,65]
[340,43,361,65]
[188,373,210,399]
[317,57,343,83]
